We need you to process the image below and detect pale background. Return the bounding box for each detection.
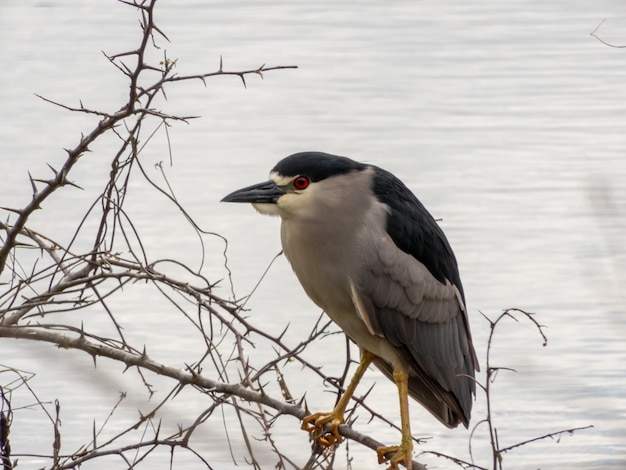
[1,0,625,468]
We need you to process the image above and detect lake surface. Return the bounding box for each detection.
[1,0,625,469]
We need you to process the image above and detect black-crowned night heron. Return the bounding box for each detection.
[222,151,478,469]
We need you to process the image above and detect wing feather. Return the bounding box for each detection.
[354,231,475,427]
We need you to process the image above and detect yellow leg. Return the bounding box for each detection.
[376,367,413,469]
[302,350,375,446]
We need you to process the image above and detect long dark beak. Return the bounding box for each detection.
[221,180,285,204]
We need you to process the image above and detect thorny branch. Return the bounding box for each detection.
[0,0,420,468]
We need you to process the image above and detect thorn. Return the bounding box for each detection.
[240,74,247,89]
[277,322,290,341]
[28,171,38,195]
[298,394,309,414]
[92,420,97,448]
[46,163,59,176]
[256,63,265,80]
[219,55,223,72]
[63,180,84,191]
[185,363,199,378]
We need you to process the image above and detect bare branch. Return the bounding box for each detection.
[590,19,626,48]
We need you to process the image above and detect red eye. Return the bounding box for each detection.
[293,176,310,190]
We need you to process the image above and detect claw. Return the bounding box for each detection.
[376,441,413,469]
[301,411,344,446]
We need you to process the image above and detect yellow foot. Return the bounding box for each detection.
[301,411,344,446]
[376,442,413,469]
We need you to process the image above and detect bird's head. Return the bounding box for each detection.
[221,152,368,219]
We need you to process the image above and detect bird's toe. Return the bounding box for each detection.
[376,441,413,469]
[301,411,344,446]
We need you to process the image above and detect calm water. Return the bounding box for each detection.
[1,0,625,469]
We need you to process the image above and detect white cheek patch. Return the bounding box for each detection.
[252,203,281,216]
[275,181,324,216]
[275,193,298,213]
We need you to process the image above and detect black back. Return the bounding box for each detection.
[371,167,465,302]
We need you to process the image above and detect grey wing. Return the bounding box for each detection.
[351,233,476,428]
